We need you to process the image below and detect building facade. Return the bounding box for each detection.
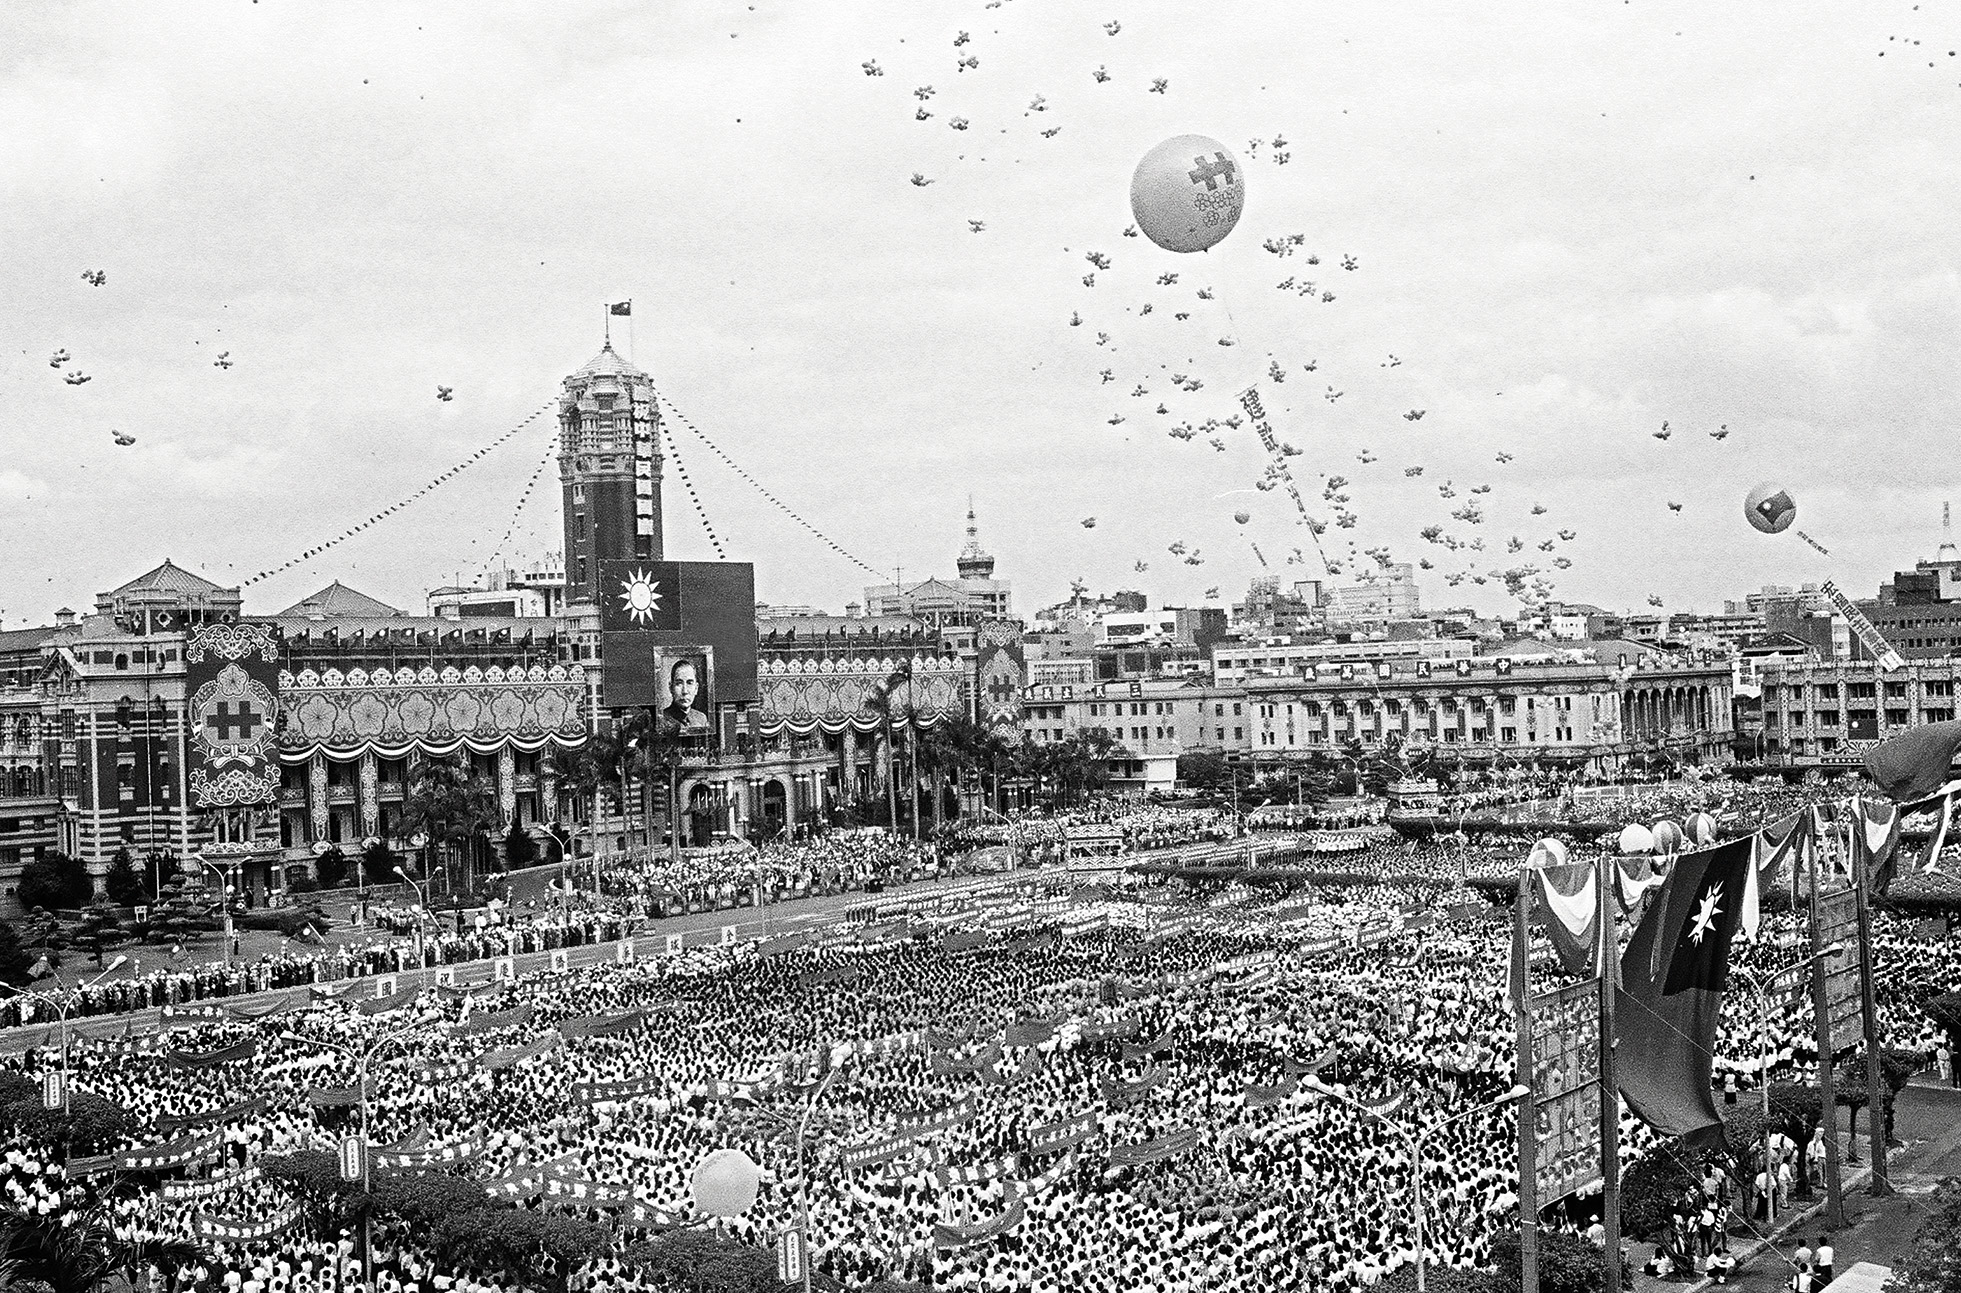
[1211,635,1474,685]
[1239,652,1733,774]
[1757,658,1960,766]
[1022,677,1251,794]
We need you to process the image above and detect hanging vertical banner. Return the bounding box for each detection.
[185,622,283,808]
[1815,888,1862,1053]
[975,621,1025,735]
[1527,977,1602,1203]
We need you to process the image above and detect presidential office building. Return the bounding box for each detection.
[0,339,1020,907]
[1236,643,1735,775]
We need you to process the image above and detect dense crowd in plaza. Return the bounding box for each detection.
[0,779,1953,1293]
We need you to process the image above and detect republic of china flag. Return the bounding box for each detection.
[1615,835,1754,1145]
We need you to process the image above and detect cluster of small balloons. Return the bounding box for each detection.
[1615,812,1718,856]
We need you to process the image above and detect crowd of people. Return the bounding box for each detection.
[0,780,1953,1293]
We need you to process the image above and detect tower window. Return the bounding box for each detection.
[573,484,585,504]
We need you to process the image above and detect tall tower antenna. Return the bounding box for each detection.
[1940,501,1959,565]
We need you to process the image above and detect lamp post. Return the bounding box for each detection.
[793,1063,838,1293]
[1732,943,1844,1223]
[1304,1077,1530,1293]
[1,957,128,1159]
[391,866,428,969]
[280,1025,418,1286]
[538,830,568,921]
[189,854,236,966]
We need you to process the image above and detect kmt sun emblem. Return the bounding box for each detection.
[616,568,665,625]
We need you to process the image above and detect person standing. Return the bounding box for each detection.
[1816,1236,1835,1287]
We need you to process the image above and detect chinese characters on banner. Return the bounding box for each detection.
[1529,978,1602,1204]
[1815,888,1862,1052]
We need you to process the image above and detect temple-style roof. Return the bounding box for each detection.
[102,560,229,600]
[276,581,404,619]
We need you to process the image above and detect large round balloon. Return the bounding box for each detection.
[1685,812,1717,846]
[1649,820,1685,854]
[1744,482,1797,534]
[1130,135,1245,254]
[1527,837,1568,870]
[1617,823,1654,855]
[691,1148,760,1217]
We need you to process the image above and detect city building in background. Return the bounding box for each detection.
[427,557,567,620]
[1322,564,1421,626]
[861,503,1013,628]
[1238,645,1733,775]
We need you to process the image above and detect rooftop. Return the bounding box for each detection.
[101,559,230,601]
[570,342,646,382]
[275,581,404,619]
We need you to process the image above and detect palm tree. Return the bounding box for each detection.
[861,660,914,834]
[546,728,622,865]
[620,708,690,856]
[396,755,497,898]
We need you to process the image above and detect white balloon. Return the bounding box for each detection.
[1617,823,1654,855]
[1527,837,1568,870]
[1685,812,1717,846]
[691,1148,760,1217]
[1130,135,1246,254]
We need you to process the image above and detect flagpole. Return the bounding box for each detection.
[1597,854,1621,1293]
[1513,865,1539,1293]
[1807,810,1847,1229]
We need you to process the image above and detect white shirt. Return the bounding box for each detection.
[1817,1245,1835,1268]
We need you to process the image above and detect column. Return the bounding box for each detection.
[307,755,329,845]
[840,728,857,805]
[358,753,380,840]
[496,747,517,827]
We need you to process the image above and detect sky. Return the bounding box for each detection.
[2,0,1958,628]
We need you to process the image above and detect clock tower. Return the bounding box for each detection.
[558,342,663,618]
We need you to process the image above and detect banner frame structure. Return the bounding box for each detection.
[1851,834,1890,1196]
[1807,813,1847,1230]
[1514,866,1538,1293]
[1515,857,1620,1293]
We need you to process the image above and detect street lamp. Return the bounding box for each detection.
[188,855,239,966]
[279,1025,418,1283]
[1731,942,1844,1221]
[391,866,428,968]
[791,1063,839,1293]
[536,830,569,920]
[1,956,128,1125]
[1305,1076,1530,1293]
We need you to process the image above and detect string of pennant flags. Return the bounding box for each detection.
[654,389,885,579]
[242,399,557,587]
[482,435,561,577]
[659,420,728,559]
